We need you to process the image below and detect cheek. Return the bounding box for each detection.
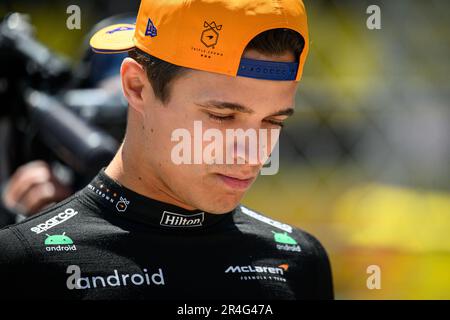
[142,107,180,152]
[142,118,207,178]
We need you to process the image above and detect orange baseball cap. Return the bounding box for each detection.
[90,0,309,81]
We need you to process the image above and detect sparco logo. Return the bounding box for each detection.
[30,208,78,234]
[160,211,204,227]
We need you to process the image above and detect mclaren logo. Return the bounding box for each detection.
[225,264,288,275]
[225,264,289,282]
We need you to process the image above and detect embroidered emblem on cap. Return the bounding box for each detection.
[145,18,157,37]
[201,21,222,48]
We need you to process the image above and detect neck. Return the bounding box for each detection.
[104,139,196,211]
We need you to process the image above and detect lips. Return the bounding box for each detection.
[216,173,256,190]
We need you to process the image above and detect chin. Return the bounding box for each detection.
[205,206,238,215]
[199,193,243,214]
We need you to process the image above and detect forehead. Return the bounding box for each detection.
[172,68,299,110]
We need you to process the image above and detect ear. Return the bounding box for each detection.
[120,57,149,116]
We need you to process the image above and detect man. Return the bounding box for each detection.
[0,0,333,299]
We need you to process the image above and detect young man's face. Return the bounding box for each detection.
[123,50,299,214]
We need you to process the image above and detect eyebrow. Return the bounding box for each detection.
[269,108,295,117]
[196,100,295,117]
[196,100,253,114]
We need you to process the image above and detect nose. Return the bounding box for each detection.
[225,127,280,166]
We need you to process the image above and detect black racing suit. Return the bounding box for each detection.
[0,168,333,299]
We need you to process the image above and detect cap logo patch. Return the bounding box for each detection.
[201,21,222,48]
[145,18,157,37]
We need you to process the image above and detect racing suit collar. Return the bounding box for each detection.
[81,168,235,230]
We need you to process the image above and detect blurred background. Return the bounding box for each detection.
[0,0,449,299]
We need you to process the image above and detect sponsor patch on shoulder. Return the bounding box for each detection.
[30,208,78,234]
[240,206,293,233]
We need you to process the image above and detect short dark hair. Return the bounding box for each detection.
[128,28,305,104]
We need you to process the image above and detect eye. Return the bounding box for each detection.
[265,119,285,128]
[207,113,235,123]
